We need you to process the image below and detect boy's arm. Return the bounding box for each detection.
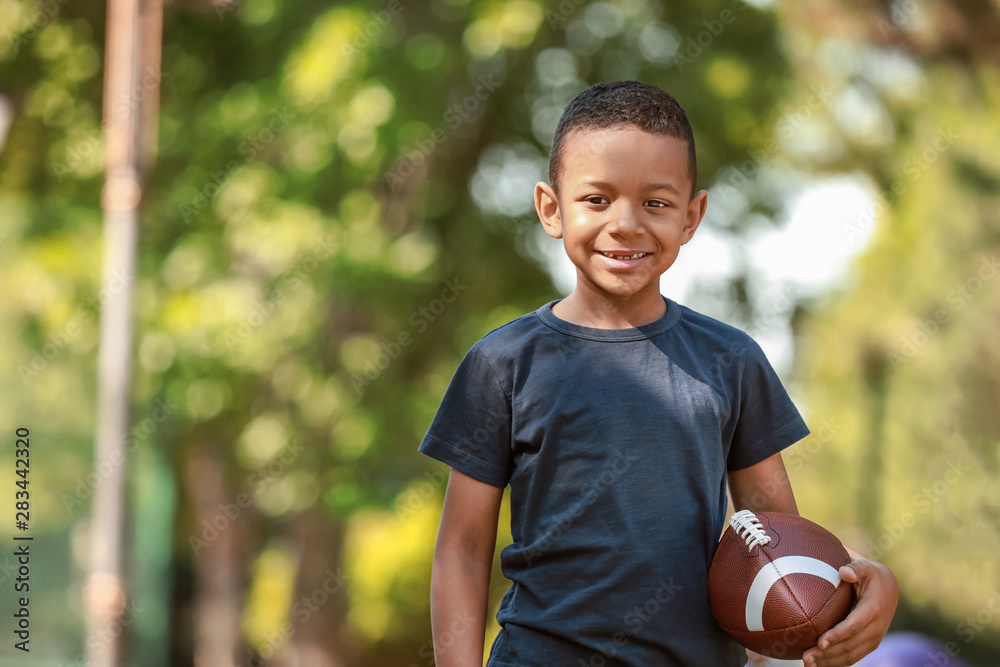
[431,468,504,667]
[728,452,898,667]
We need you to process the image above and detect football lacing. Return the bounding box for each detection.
[729,509,771,551]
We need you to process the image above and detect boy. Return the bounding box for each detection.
[418,81,897,666]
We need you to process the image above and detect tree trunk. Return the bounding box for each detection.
[185,440,248,667]
[279,506,355,667]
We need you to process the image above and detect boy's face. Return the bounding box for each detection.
[535,125,707,303]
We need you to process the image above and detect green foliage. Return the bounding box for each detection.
[794,63,1000,657]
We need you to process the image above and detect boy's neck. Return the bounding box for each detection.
[551,286,667,329]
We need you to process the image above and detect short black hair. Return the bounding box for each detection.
[548,81,697,199]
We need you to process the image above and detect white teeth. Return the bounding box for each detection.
[601,251,647,259]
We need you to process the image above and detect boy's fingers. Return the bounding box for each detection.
[808,597,875,655]
[804,578,892,665]
[804,627,881,667]
[838,562,860,583]
[841,555,882,586]
[817,559,886,649]
[816,599,867,649]
[802,557,897,667]
[815,613,864,652]
[813,625,877,658]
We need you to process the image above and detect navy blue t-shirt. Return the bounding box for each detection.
[418,295,810,666]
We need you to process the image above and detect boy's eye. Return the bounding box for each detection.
[582,197,671,208]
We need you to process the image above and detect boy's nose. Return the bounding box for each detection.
[605,203,642,236]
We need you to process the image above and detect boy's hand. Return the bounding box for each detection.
[727,454,898,666]
[801,552,898,667]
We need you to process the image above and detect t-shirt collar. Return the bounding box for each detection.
[535,294,682,341]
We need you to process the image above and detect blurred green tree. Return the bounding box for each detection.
[774,2,1000,663]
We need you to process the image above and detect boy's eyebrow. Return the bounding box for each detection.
[579,179,682,196]
[648,182,683,196]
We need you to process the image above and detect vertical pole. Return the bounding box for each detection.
[86,0,161,662]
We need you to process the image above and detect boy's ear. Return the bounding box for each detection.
[534,181,563,239]
[681,189,709,245]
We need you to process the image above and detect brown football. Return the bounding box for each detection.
[708,510,855,659]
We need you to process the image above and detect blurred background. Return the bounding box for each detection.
[1,0,999,664]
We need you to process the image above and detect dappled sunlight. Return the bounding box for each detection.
[281,7,368,108]
[236,413,290,468]
[243,545,298,654]
[344,497,440,641]
[464,0,544,58]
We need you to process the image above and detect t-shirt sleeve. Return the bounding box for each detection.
[418,342,513,488]
[726,334,810,471]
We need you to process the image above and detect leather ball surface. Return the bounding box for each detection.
[708,510,854,659]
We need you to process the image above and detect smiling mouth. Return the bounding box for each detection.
[598,251,650,260]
